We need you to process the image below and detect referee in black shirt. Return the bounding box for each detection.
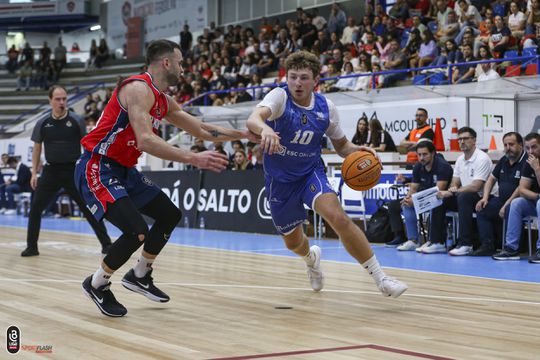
[21,85,112,257]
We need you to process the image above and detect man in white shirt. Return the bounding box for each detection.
[477,62,501,81]
[438,127,493,255]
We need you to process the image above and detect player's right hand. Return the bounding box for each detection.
[191,151,229,172]
[30,174,38,190]
[260,127,281,155]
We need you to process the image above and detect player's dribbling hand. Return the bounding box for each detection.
[260,127,281,155]
[192,151,230,172]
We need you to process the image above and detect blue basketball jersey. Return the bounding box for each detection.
[264,89,330,183]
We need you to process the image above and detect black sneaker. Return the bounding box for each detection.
[121,268,170,303]
[492,249,520,261]
[470,245,495,257]
[82,275,127,317]
[21,247,39,257]
[528,250,540,264]
[385,236,405,248]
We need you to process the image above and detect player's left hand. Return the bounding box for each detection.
[243,129,262,144]
[358,146,376,156]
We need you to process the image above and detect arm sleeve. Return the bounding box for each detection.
[325,98,345,140]
[30,118,44,143]
[256,87,287,121]
[473,156,493,181]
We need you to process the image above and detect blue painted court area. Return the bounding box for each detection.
[1,216,539,283]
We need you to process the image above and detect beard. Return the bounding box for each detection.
[166,71,179,86]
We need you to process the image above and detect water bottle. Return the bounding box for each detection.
[183,216,189,228]
[446,222,454,247]
[199,216,205,229]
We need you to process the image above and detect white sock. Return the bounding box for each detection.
[303,248,315,266]
[362,255,386,284]
[133,255,154,278]
[91,265,112,289]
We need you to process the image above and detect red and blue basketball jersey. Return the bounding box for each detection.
[81,72,169,168]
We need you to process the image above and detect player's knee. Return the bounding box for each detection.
[326,212,351,230]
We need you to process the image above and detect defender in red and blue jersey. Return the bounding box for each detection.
[77,39,259,318]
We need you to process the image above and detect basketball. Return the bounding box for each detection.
[341,151,382,191]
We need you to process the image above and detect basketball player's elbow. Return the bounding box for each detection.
[136,133,155,153]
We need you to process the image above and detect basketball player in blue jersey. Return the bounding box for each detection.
[247,51,408,297]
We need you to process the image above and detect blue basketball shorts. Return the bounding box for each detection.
[265,165,335,235]
[74,150,161,221]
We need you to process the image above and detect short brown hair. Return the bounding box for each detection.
[284,51,321,78]
[146,39,181,65]
[48,85,67,99]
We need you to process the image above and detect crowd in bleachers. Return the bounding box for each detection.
[169,0,539,105]
[6,38,110,91]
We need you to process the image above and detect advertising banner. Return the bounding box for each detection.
[469,98,515,150]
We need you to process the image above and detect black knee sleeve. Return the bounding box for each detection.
[104,225,149,271]
[140,192,182,255]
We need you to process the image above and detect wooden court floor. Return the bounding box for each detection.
[0,226,538,360]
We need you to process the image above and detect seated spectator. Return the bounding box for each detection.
[231,149,253,170]
[493,132,540,263]
[257,41,275,77]
[368,118,397,152]
[95,38,109,68]
[386,141,453,251]
[351,115,369,146]
[489,15,511,57]
[526,0,540,36]
[452,44,476,83]
[382,40,408,87]
[341,16,359,45]
[85,39,97,71]
[354,62,372,90]
[416,29,439,70]
[404,29,422,69]
[474,17,493,57]
[0,157,32,215]
[6,45,19,74]
[332,62,357,91]
[437,127,493,256]
[456,0,482,33]
[71,42,80,52]
[436,11,460,44]
[508,1,526,40]
[477,62,500,81]
[16,60,33,91]
[474,132,525,256]
[251,145,264,169]
[320,63,340,92]
[389,0,409,22]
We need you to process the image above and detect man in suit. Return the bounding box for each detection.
[0,157,32,215]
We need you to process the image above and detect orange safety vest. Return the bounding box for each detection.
[406,125,433,164]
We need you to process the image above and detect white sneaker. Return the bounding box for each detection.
[3,209,17,215]
[448,245,473,256]
[422,242,447,254]
[378,276,408,298]
[306,245,324,292]
[416,242,430,253]
[397,240,419,251]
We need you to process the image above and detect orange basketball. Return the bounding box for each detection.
[341,151,382,191]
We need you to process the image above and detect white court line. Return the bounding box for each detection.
[1,278,539,306]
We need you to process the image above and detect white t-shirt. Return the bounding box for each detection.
[256,87,345,140]
[508,12,526,29]
[453,148,493,196]
[478,69,500,82]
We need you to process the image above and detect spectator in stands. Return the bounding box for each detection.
[436,10,460,44]
[354,61,372,90]
[85,39,97,72]
[405,29,422,69]
[526,0,540,36]
[35,59,55,90]
[382,40,408,87]
[327,2,347,37]
[54,38,67,79]
[331,62,357,91]
[257,41,275,77]
[474,132,525,256]
[493,132,540,263]
[39,41,52,66]
[387,141,453,252]
[274,28,293,59]
[341,16,359,45]
[416,29,439,69]
[368,118,397,152]
[71,42,80,52]
[319,63,340,92]
[247,73,264,100]
[474,17,493,56]
[452,43,476,83]
[312,7,327,31]
[231,149,253,170]
[95,38,109,68]
[6,45,19,74]
[1,154,8,168]
[389,0,409,22]
[251,145,264,169]
[351,116,369,146]
[209,66,228,92]
[508,1,526,40]
[194,138,208,152]
[437,127,493,256]
[179,24,193,56]
[456,0,482,31]
[329,48,344,73]
[16,60,32,92]
[436,0,453,30]
[489,15,511,57]
[400,108,435,166]
[299,13,318,50]
[20,42,34,65]
[411,16,427,36]
[0,157,32,215]
[477,61,500,80]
